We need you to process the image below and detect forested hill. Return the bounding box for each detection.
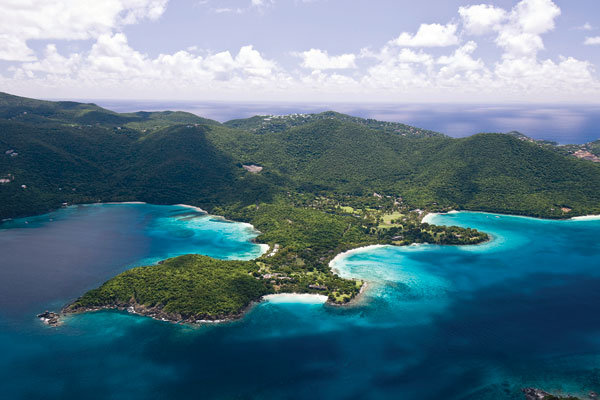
[224,111,444,137]
[507,130,600,162]
[1,92,599,219]
[0,92,219,131]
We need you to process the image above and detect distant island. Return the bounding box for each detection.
[1,92,599,323]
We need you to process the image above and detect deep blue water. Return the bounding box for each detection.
[1,205,600,399]
[91,100,600,144]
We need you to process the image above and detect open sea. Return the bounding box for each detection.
[1,203,600,399]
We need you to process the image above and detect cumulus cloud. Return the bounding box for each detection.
[437,41,485,76]
[0,34,36,62]
[297,49,357,70]
[574,22,595,31]
[0,0,168,61]
[2,0,599,102]
[396,49,434,65]
[15,33,281,95]
[584,36,600,45]
[352,0,598,101]
[391,23,459,47]
[459,4,507,35]
[460,0,561,59]
[511,0,560,35]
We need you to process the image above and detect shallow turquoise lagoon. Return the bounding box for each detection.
[1,205,599,399]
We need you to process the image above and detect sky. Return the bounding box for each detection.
[1,0,600,103]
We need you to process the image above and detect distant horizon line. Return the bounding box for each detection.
[44,97,600,107]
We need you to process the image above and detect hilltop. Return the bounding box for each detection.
[224,111,443,137]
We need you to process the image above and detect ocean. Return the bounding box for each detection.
[1,204,599,399]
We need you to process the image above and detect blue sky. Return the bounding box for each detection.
[1,0,599,102]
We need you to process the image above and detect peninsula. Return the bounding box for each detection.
[63,197,488,323]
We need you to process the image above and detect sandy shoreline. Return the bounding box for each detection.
[104,201,147,205]
[425,210,600,223]
[263,293,328,304]
[422,210,458,224]
[329,245,388,277]
[570,214,600,221]
[175,204,208,213]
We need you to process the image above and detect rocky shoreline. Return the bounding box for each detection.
[37,311,62,326]
[41,282,368,327]
[60,300,248,325]
[522,387,598,400]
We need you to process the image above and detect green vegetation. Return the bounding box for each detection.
[1,92,599,320]
[2,92,599,220]
[68,197,488,319]
[224,111,443,137]
[66,255,268,321]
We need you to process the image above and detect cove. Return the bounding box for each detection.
[1,206,600,399]
[0,203,266,320]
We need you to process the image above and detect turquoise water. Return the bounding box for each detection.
[1,205,600,399]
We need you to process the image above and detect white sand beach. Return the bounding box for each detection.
[570,215,600,221]
[262,293,328,304]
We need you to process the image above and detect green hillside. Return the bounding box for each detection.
[0,92,218,131]
[208,121,600,217]
[224,110,444,137]
[1,92,599,221]
[408,133,600,217]
[66,255,270,321]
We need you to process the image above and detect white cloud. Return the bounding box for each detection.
[460,0,561,59]
[14,33,281,95]
[494,56,595,92]
[496,31,545,58]
[250,0,274,9]
[0,34,36,61]
[235,45,277,76]
[491,0,561,59]
[21,44,82,75]
[391,23,459,47]
[297,49,356,70]
[396,49,434,65]
[459,4,507,35]
[2,0,600,102]
[0,0,168,61]
[584,36,600,46]
[574,22,595,31]
[350,0,598,101]
[214,8,244,14]
[437,41,485,75]
[511,0,560,35]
